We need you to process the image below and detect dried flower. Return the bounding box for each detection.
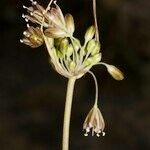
[47,4,66,27]
[44,7,75,38]
[20,25,43,48]
[22,0,75,38]
[22,1,49,27]
[83,105,105,137]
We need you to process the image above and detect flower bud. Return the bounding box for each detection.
[106,65,124,80]
[54,38,63,48]
[66,44,74,57]
[72,38,80,51]
[86,39,100,55]
[83,57,92,66]
[92,53,102,64]
[83,53,101,66]
[57,50,64,59]
[91,41,101,56]
[86,39,96,54]
[60,38,69,54]
[84,26,95,42]
[65,13,75,35]
[69,61,76,72]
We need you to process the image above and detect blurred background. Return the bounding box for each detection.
[0,0,150,150]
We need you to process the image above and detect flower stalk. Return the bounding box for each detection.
[62,77,76,150]
[93,0,99,41]
[88,71,98,106]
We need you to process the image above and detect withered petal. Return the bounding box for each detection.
[45,27,67,38]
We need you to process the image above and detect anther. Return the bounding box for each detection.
[102,132,105,136]
[84,133,88,136]
[30,0,37,5]
[53,0,57,5]
[25,18,29,22]
[20,39,24,43]
[23,5,28,9]
[86,127,90,133]
[23,31,27,35]
[22,14,25,18]
[97,130,101,133]
[30,12,33,16]
[27,24,30,28]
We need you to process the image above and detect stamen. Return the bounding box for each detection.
[30,12,33,16]
[27,24,30,28]
[45,0,54,13]
[92,128,94,136]
[53,0,57,5]
[22,14,25,18]
[86,127,90,133]
[89,123,93,128]
[23,5,28,9]
[102,132,105,136]
[97,130,101,133]
[23,31,30,37]
[30,0,37,5]
[84,132,88,136]
[23,31,27,35]
[25,18,29,22]
[23,5,34,12]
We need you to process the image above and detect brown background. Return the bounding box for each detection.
[0,0,150,150]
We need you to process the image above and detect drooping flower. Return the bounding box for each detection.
[83,105,105,137]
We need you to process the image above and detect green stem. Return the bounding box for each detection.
[88,71,98,106]
[62,77,76,150]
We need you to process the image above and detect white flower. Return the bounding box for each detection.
[83,105,105,137]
